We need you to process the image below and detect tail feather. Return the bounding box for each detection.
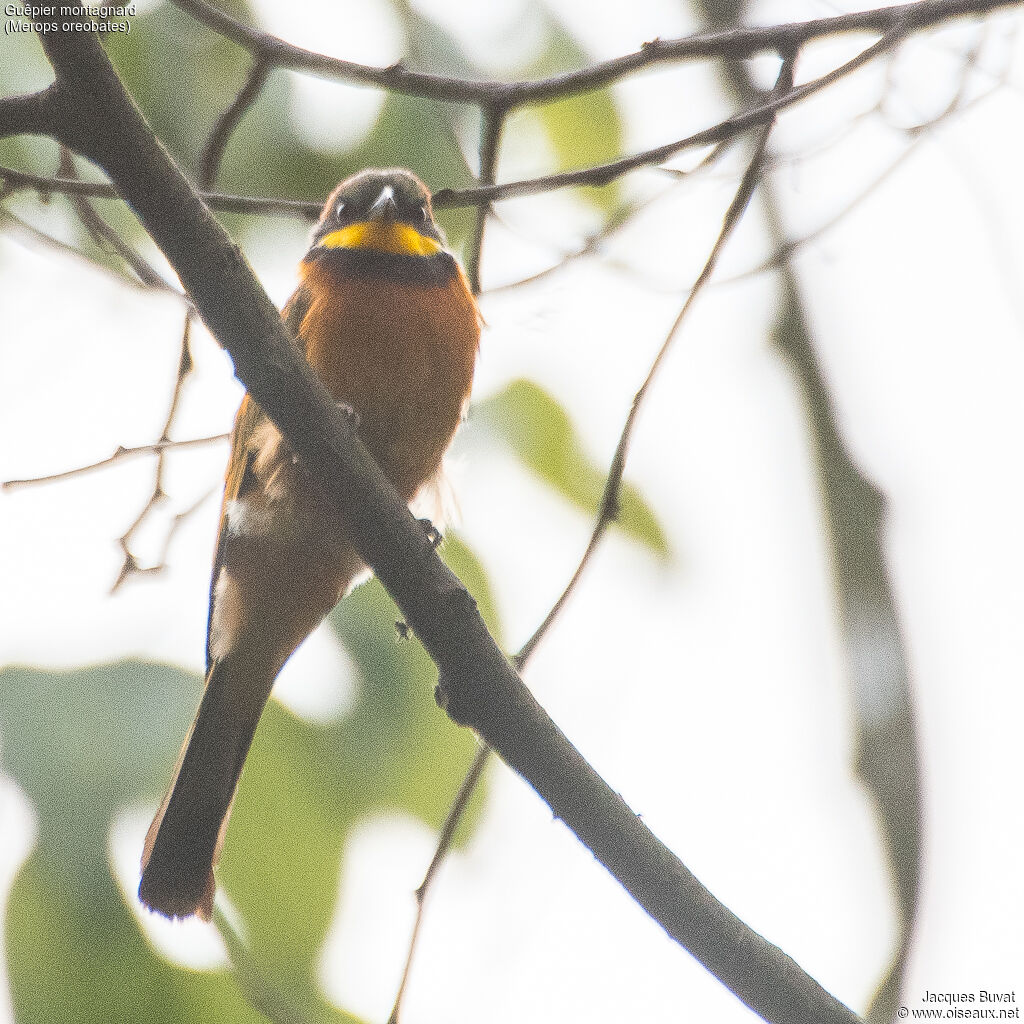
[139,654,272,920]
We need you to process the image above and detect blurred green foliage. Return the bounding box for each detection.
[1,662,277,1024]
[472,379,669,557]
[516,10,624,212]
[104,0,255,176]
[0,540,495,1023]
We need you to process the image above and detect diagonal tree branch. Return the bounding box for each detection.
[21,23,861,1024]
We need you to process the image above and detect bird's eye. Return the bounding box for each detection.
[334,201,345,220]
[418,205,428,224]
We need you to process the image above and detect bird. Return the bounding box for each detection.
[138,168,480,920]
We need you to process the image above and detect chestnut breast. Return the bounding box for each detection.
[297,257,480,501]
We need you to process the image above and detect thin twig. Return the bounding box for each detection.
[903,31,986,133]
[111,484,218,592]
[111,317,200,591]
[465,104,505,295]
[387,742,490,1024]
[0,165,321,218]
[212,907,314,1024]
[0,205,184,295]
[110,486,168,592]
[58,148,179,293]
[2,158,216,589]
[198,57,271,190]
[502,80,1003,301]
[43,69,263,590]
[108,58,270,590]
[95,115,209,584]
[483,141,732,296]
[2,433,229,490]
[433,20,917,208]
[729,76,1005,284]
[519,55,794,663]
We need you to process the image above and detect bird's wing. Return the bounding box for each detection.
[204,285,313,671]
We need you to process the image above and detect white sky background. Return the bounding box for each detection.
[2,0,1024,1021]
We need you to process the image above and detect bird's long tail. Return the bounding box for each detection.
[138,651,274,920]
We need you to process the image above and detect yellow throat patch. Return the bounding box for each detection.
[318,221,443,257]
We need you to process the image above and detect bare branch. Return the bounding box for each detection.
[2,433,228,491]
[482,142,732,296]
[111,316,199,589]
[434,19,918,208]
[111,481,218,592]
[197,57,271,190]
[728,74,1005,285]
[387,743,490,1024]
[57,148,180,293]
[0,204,180,295]
[0,84,58,139]
[212,906,314,1024]
[465,105,506,295]
[169,0,1022,107]
[0,165,321,218]
[110,485,168,593]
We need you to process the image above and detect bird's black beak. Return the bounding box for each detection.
[367,185,399,223]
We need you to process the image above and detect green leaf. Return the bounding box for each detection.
[471,378,669,556]
[521,12,624,212]
[5,854,288,1024]
[0,662,272,1024]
